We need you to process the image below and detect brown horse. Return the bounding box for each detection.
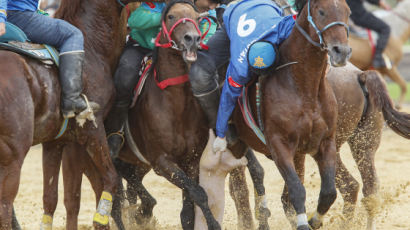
[349,0,410,107]
[0,0,149,229]
[223,0,352,229]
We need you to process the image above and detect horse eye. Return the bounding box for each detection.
[318,9,325,16]
[168,14,175,20]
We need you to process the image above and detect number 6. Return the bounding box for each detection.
[237,14,256,37]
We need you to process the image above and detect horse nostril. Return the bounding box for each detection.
[332,46,341,54]
[195,36,201,43]
[184,34,193,43]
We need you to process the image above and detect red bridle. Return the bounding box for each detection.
[154,17,210,50]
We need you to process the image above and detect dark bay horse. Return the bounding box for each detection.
[225,0,352,229]
[0,0,147,229]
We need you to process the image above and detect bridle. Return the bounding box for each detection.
[116,0,126,7]
[295,0,349,50]
[155,15,210,51]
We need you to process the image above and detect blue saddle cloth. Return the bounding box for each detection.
[0,22,59,66]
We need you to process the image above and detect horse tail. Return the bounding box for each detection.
[359,70,410,139]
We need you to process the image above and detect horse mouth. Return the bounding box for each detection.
[183,49,197,62]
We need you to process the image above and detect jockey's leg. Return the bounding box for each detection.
[350,9,390,68]
[105,42,149,158]
[6,11,96,118]
[190,27,230,128]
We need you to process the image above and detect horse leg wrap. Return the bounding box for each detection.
[296,213,308,228]
[254,193,268,219]
[308,211,324,229]
[93,191,113,225]
[40,214,53,230]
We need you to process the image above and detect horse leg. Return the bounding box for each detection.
[347,125,381,230]
[84,126,118,229]
[154,154,220,230]
[41,142,63,230]
[280,153,305,229]
[382,67,407,108]
[334,151,359,221]
[245,149,271,230]
[127,174,156,225]
[228,166,254,230]
[11,207,20,230]
[308,139,337,230]
[0,139,27,229]
[181,190,195,230]
[62,144,84,230]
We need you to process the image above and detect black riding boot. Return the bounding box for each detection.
[59,52,88,118]
[106,103,129,158]
[372,24,391,68]
[194,86,220,129]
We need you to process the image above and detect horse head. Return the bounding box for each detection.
[295,0,352,67]
[156,0,202,63]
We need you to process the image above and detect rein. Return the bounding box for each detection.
[116,0,126,7]
[391,10,410,24]
[295,0,349,50]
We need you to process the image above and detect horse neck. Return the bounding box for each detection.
[279,16,328,101]
[56,0,124,71]
[156,47,189,82]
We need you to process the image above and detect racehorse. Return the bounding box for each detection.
[0,0,146,228]
[225,0,352,229]
[349,0,410,108]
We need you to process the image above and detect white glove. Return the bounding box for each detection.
[213,136,227,153]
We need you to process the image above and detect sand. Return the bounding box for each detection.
[14,120,410,230]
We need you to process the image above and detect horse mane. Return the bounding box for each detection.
[54,0,83,21]
[294,0,307,14]
[150,0,198,74]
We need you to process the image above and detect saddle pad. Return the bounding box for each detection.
[0,22,28,43]
[0,41,59,66]
[130,54,153,108]
[238,84,266,145]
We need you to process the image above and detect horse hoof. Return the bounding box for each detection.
[208,219,221,230]
[296,225,310,230]
[308,217,323,230]
[258,223,270,230]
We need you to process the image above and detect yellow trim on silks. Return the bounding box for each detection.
[0,9,6,16]
[93,191,113,226]
[41,214,53,224]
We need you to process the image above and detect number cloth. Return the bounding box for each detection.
[215,0,295,138]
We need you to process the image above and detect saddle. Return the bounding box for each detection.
[0,22,59,66]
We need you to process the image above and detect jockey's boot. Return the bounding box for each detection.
[106,103,128,159]
[372,28,390,69]
[59,52,88,118]
[372,52,386,69]
[194,86,220,129]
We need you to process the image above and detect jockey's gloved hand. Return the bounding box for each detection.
[213,136,227,153]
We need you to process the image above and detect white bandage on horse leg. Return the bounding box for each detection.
[93,191,113,225]
[312,211,324,222]
[296,213,308,227]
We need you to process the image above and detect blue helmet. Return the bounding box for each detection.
[247,41,277,70]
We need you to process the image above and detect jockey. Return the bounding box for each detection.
[0,0,95,119]
[189,0,295,152]
[106,1,219,158]
[346,0,391,68]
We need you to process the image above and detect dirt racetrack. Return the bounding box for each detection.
[14,109,410,230]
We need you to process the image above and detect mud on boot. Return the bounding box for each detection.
[59,52,98,118]
[107,132,124,159]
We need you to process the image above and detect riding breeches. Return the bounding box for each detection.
[7,10,84,53]
[348,4,390,55]
[113,40,151,107]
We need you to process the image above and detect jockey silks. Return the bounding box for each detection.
[215,0,295,138]
[1,0,39,23]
